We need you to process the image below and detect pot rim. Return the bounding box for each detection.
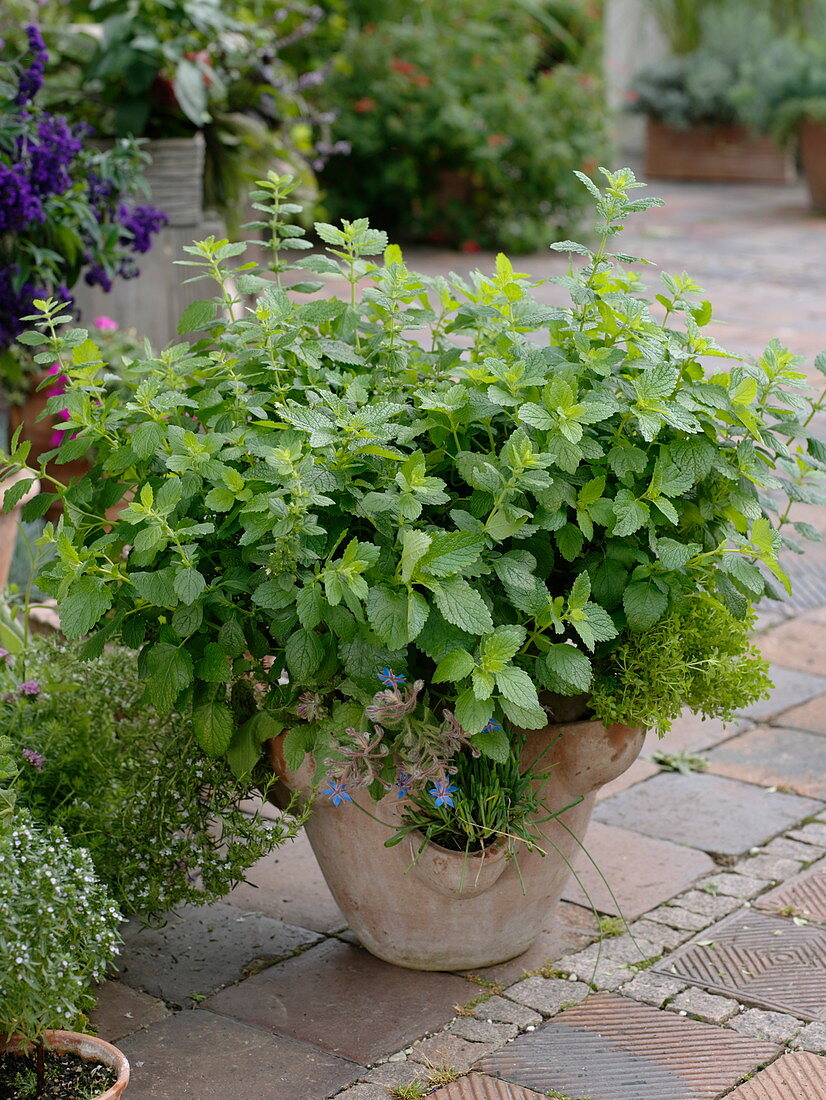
[1,1029,130,1099]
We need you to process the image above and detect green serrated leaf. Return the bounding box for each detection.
[173,567,206,606]
[433,648,475,683]
[623,581,668,630]
[285,628,324,682]
[60,577,113,638]
[537,644,592,694]
[433,578,493,635]
[143,643,193,713]
[193,697,234,756]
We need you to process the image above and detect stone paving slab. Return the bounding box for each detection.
[118,1009,363,1099]
[461,901,597,985]
[594,772,822,856]
[658,712,749,754]
[653,908,826,1022]
[224,830,346,934]
[88,980,170,1043]
[774,694,826,734]
[705,725,826,799]
[117,901,321,1007]
[726,1052,826,1099]
[561,820,715,917]
[205,937,472,1064]
[738,668,826,723]
[478,992,779,1100]
[758,621,826,676]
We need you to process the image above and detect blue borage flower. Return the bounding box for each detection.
[429,777,459,808]
[324,778,352,807]
[396,771,412,798]
[377,667,406,689]
[483,719,503,733]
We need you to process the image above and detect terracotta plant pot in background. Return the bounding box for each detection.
[0,469,40,588]
[1,1030,130,1099]
[644,118,795,183]
[800,119,826,211]
[269,717,644,971]
[9,375,88,523]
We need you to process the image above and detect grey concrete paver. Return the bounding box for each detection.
[594,772,823,856]
[117,901,320,1007]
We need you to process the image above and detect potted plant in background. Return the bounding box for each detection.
[5,167,824,970]
[24,0,340,343]
[0,27,164,574]
[0,808,128,1099]
[629,1,799,182]
[314,0,608,251]
[734,35,826,211]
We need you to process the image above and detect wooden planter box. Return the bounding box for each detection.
[644,119,795,183]
[801,119,826,211]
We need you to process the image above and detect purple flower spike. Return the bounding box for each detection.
[377,667,406,689]
[429,777,459,808]
[22,748,44,770]
[324,778,352,807]
[18,680,41,696]
[14,26,47,107]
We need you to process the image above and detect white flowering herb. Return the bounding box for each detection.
[0,809,121,1044]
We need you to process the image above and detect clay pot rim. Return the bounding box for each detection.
[0,468,40,509]
[1,1029,130,1099]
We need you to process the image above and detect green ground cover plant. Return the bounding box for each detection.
[5,632,305,914]
[4,166,824,845]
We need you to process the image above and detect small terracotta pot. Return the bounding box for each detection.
[9,376,90,523]
[268,716,644,970]
[1,1030,130,1098]
[800,119,826,212]
[0,469,40,589]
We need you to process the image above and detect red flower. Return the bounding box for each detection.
[460,240,481,253]
[355,97,377,114]
[487,134,507,148]
[390,58,416,76]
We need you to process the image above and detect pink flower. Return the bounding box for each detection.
[18,680,41,696]
[22,748,44,770]
[94,315,118,332]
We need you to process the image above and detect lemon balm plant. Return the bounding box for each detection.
[4,167,825,820]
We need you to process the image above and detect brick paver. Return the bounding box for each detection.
[478,993,778,1099]
[95,178,826,1098]
[726,1053,826,1099]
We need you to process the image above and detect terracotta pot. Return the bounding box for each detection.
[0,469,40,588]
[800,120,826,212]
[9,376,90,522]
[1,1029,130,1098]
[269,716,644,970]
[644,118,795,183]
